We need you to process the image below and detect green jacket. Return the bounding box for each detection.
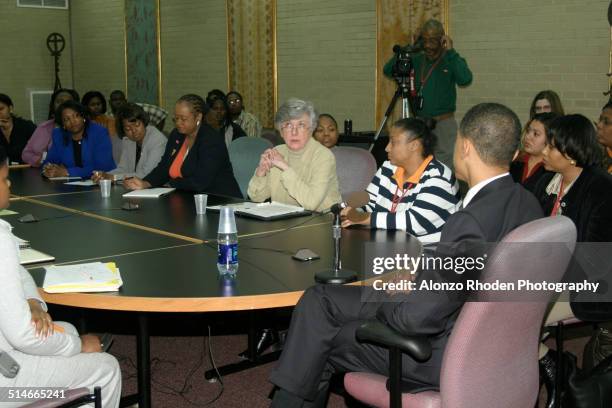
[383,49,472,118]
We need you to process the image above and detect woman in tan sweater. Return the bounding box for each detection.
[247,98,341,212]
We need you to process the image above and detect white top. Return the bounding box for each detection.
[0,219,81,356]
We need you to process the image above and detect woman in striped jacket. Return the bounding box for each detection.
[341,118,461,244]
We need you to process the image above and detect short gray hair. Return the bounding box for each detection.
[274,98,318,131]
[421,19,445,37]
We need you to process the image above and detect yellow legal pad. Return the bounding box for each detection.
[43,262,123,293]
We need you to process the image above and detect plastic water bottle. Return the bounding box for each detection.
[217,207,239,275]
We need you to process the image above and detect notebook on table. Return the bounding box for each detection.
[207,201,312,221]
[15,236,55,265]
[122,188,175,198]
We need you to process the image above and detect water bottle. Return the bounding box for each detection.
[217,207,239,275]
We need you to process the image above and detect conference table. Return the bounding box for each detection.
[7,166,420,408]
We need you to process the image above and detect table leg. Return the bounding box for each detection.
[119,313,151,408]
[138,313,151,408]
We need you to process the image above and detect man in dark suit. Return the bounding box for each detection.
[269,103,544,407]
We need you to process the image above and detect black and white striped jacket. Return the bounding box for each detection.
[364,159,461,243]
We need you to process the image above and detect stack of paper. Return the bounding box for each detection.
[43,262,123,293]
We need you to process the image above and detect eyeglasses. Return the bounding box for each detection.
[228,99,242,105]
[281,122,310,132]
[173,116,193,124]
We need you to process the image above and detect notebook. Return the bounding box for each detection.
[43,262,123,293]
[15,236,56,265]
[19,248,56,265]
[122,188,175,198]
[207,201,311,221]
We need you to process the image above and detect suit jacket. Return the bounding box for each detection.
[110,125,167,179]
[510,158,553,194]
[143,124,242,197]
[376,175,543,389]
[532,166,612,320]
[42,122,116,178]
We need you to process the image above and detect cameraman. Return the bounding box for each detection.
[384,19,472,169]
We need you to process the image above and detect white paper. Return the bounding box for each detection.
[207,201,305,218]
[122,188,175,198]
[64,180,96,186]
[19,248,55,265]
[48,176,82,181]
[43,262,122,293]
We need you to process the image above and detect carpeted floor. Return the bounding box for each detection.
[51,306,602,408]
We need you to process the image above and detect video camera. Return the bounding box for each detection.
[391,37,424,78]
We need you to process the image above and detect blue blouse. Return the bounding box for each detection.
[43,122,116,178]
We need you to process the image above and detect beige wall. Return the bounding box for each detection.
[276,0,376,131]
[0,2,71,119]
[160,0,228,113]
[70,0,125,104]
[3,1,610,128]
[450,0,610,125]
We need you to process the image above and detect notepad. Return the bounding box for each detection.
[207,201,311,221]
[19,248,56,265]
[48,176,82,181]
[64,180,96,186]
[122,188,175,198]
[43,262,123,293]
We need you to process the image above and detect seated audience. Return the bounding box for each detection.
[597,101,612,173]
[340,118,460,243]
[109,90,168,132]
[269,103,543,406]
[532,114,612,406]
[205,95,246,148]
[529,90,565,119]
[206,89,226,103]
[0,93,36,164]
[227,91,263,138]
[533,114,611,240]
[123,94,242,196]
[109,89,127,116]
[92,103,166,181]
[0,146,121,407]
[82,91,117,137]
[247,98,341,211]
[22,88,79,167]
[312,113,339,149]
[42,101,116,178]
[510,112,559,192]
[82,91,121,163]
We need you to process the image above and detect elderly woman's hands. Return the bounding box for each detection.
[255,149,273,177]
[268,149,289,171]
[255,148,289,177]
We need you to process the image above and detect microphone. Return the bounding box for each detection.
[314,192,373,283]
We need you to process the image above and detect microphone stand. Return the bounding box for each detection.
[315,204,358,284]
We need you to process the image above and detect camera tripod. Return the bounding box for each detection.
[370,72,417,152]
